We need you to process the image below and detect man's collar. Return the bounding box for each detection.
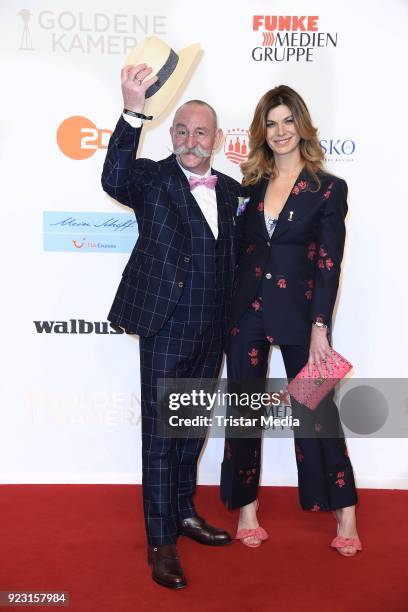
[176,158,211,180]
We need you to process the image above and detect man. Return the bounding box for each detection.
[101,63,241,589]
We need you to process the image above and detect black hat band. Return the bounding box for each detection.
[145,48,179,99]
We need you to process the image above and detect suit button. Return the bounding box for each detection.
[265,273,272,279]
[178,281,184,288]
[184,256,190,263]
[267,241,271,247]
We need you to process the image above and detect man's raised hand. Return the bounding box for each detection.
[121,63,158,113]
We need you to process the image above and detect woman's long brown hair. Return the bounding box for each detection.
[241,85,325,189]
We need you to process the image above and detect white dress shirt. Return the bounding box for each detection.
[122,113,219,239]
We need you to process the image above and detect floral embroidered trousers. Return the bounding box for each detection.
[220,303,358,512]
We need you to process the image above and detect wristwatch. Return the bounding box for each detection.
[313,320,328,329]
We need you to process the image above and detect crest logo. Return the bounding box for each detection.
[224,129,249,165]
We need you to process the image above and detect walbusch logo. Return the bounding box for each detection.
[252,15,338,62]
[33,320,136,334]
[224,129,249,165]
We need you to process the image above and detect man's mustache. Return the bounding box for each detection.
[172,144,211,159]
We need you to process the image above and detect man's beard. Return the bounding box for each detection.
[172,144,211,159]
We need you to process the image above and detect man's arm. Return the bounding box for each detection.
[101,63,158,210]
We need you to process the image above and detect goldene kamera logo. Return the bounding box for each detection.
[251,15,338,62]
[17,9,167,54]
[18,9,34,50]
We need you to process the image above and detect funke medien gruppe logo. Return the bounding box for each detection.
[251,14,338,62]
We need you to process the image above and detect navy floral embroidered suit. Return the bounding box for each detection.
[221,169,358,513]
[229,170,348,343]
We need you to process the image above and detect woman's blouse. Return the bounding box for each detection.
[264,211,277,238]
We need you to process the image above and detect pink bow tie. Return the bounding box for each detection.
[189,175,218,191]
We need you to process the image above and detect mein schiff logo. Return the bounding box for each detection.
[252,15,338,62]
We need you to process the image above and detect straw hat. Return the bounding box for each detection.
[125,36,202,120]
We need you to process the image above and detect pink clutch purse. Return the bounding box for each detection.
[287,349,352,411]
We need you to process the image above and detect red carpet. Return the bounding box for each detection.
[0,485,406,611]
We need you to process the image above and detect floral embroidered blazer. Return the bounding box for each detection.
[229,169,348,345]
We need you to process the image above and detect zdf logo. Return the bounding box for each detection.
[56,116,112,160]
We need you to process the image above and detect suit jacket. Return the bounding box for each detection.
[101,116,241,337]
[229,169,348,344]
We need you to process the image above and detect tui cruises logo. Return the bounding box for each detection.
[251,15,338,62]
[224,129,249,165]
[43,212,138,253]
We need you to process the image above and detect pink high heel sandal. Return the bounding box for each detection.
[235,526,269,548]
[331,512,362,557]
[235,500,269,548]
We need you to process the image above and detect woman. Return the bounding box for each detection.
[220,85,362,556]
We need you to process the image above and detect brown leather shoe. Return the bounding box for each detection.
[179,515,232,546]
[147,544,187,589]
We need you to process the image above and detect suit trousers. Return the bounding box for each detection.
[220,304,358,512]
[139,317,224,546]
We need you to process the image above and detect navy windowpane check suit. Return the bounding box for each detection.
[101,116,240,545]
[220,170,358,512]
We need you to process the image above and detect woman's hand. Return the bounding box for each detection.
[308,326,338,377]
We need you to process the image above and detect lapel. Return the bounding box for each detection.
[251,168,317,241]
[165,154,199,232]
[212,169,234,243]
[271,168,315,240]
[247,178,270,241]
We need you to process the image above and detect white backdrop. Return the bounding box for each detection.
[0,0,407,487]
